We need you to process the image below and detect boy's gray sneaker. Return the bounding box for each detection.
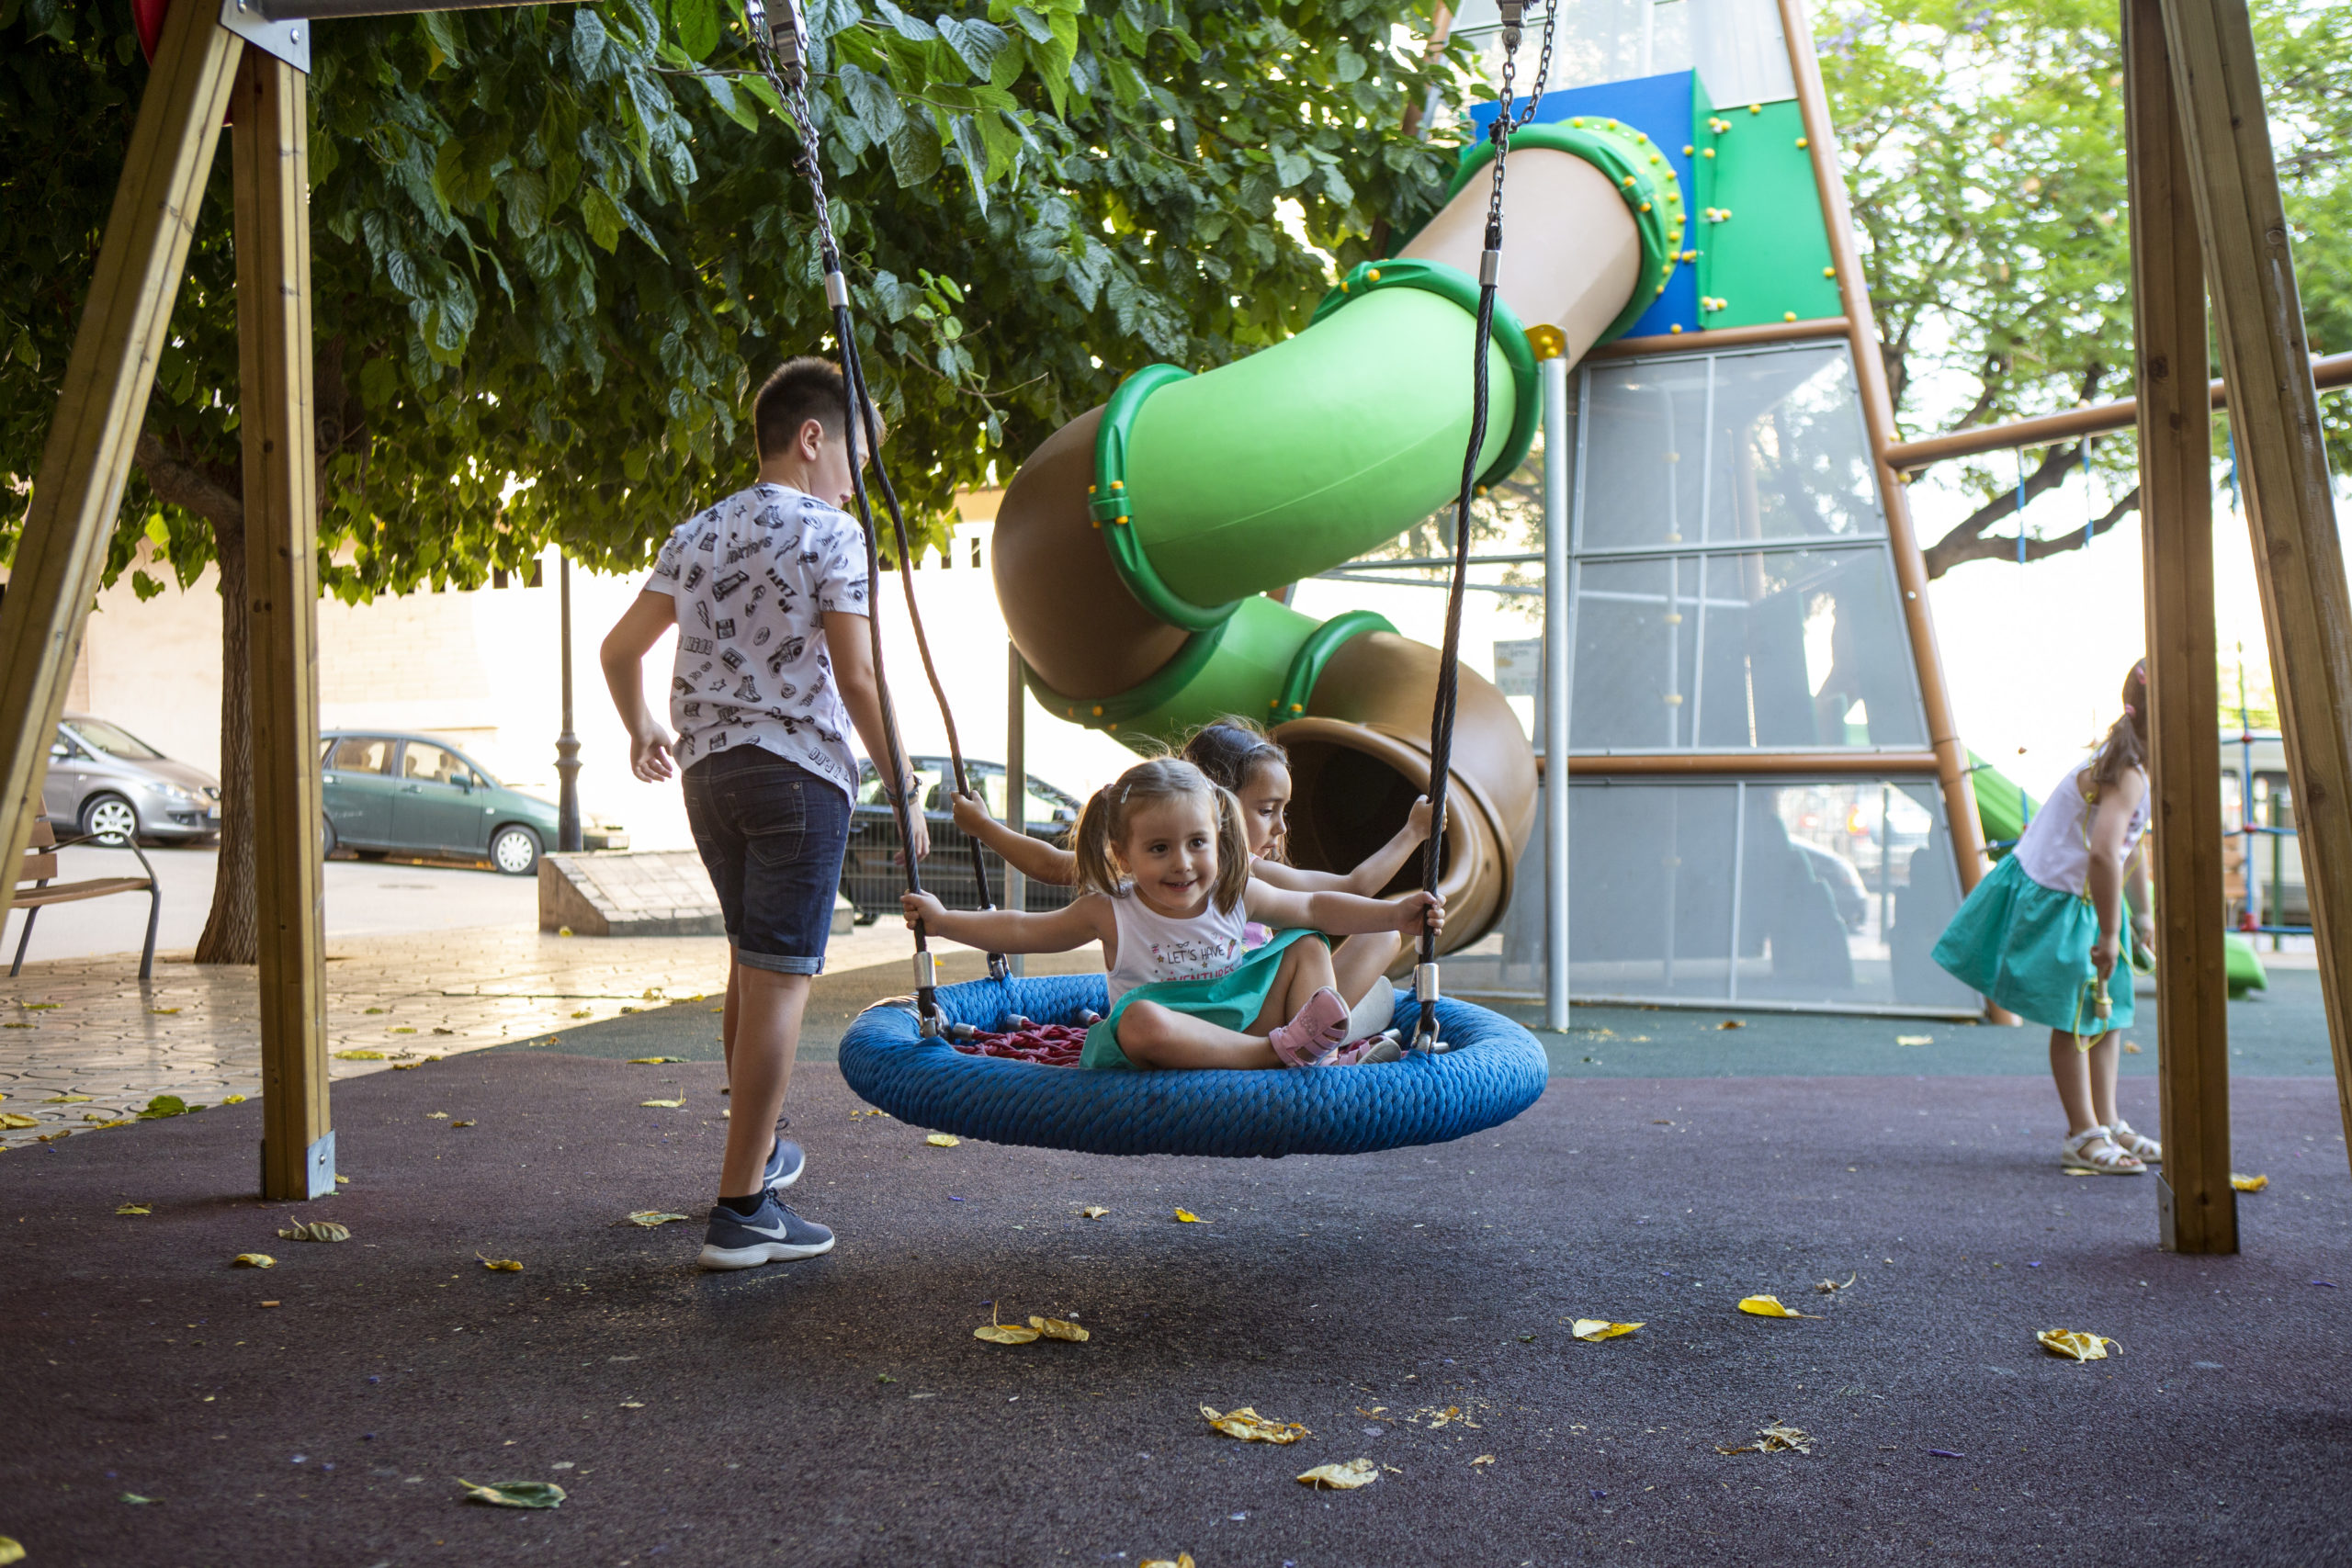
[698,1192,835,1270]
[763,1135,805,1190]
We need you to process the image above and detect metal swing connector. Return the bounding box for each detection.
[1411,962,1448,1053]
[1496,0,1526,50]
[912,949,944,1037]
[757,0,812,85]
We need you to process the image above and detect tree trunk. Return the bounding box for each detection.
[195,512,257,964]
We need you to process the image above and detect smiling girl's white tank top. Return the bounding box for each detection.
[1102,886,1250,1009]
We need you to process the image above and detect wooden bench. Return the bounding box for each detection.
[8,817,161,981]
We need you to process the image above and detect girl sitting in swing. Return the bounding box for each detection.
[902,757,1438,1070]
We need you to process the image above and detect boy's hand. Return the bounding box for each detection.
[1405,795,1433,842]
[628,726,676,783]
[901,889,947,930]
[951,790,994,834]
[1394,889,1443,937]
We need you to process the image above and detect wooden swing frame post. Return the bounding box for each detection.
[2154,0,2352,1182]
[2126,0,2233,1252]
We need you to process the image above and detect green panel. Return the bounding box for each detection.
[1122,286,1520,610]
[1967,750,2040,858]
[1694,100,1841,331]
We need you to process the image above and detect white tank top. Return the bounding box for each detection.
[1102,886,1250,1008]
[2013,760,2149,897]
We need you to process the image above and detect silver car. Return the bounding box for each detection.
[42,715,220,844]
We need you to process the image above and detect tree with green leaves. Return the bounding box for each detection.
[1,0,1469,961]
[1817,0,2351,579]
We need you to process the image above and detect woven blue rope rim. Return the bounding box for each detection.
[838,976,1549,1158]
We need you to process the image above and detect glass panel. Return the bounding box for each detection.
[1577,346,1883,554]
[1569,546,1923,750]
[1692,547,1926,749]
[402,742,463,784]
[1566,782,1740,1000]
[1449,0,1793,100]
[66,718,165,760]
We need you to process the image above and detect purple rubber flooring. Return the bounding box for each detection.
[4,1049,2347,1566]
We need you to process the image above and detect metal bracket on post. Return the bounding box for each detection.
[220,0,311,71]
[259,1129,335,1199]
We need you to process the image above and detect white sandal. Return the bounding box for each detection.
[2107,1120,2162,1165]
[2061,1126,2147,1176]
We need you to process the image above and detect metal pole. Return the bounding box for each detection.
[1004,639,1027,979]
[556,553,582,853]
[1542,351,1570,1030]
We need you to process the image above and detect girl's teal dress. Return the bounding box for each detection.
[1933,760,2144,1035]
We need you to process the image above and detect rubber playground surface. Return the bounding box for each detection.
[4,959,2346,1565]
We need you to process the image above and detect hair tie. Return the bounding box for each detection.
[2124,703,2136,717]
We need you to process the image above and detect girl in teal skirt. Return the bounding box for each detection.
[1934,662,2160,1175]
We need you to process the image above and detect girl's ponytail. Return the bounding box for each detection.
[1209,784,1252,914]
[1072,784,1124,897]
[2087,660,2150,795]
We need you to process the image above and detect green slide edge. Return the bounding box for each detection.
[1089,363,1238,632]
[1270,609,1396,721]
[1448,119,1683,344]
[1307,257,1540,488]
[1025,614,1233,731]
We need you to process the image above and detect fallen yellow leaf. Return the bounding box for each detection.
[1202,1404,1309,1444]
[151,1007,182,1015]
[1717,1020,1746,1030]
[1895,1034,1931,1046]
[232,1254,276,1269]
[222,1094,247,1104]
[640,1099,686,1109]
[425,1111,449,1120]
[2123,1042,2143,1054]
[1136,1555,1195,1568]
[277,1221,351,1244]
[1717,1421,1813,1455]
[1471,1453,1496,1466]
[1571,1318,1643,1341]
[2038,1329,2120,1361]
[627,1211,692,1227]
[1174,1208,1208,1223]
[975,1323,1041,1344]
[85,1117,132,1128]
[116,1203,152,1215]
[0,1112,38,1130]
[478,1253,524,1272]
[1295,1458,1380,1489]
[451,1120,477,1128]
[925,1134,960,1147]
[1737,1295,1822,1319]
[43,1093,94,1104]
[0,1533,24,1564]
[1080,1206,1109,1219]
[1028,1314,1090,1342]
[627,1057,687,1065]
[333,1050,385,1061]
[2231,1173,2268,1192]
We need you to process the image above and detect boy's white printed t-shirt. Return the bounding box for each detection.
[645,482,868,800]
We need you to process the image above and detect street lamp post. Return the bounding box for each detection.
[556,552,582,853]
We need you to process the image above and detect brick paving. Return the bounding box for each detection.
[0,921,922,1149]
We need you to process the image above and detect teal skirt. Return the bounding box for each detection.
[1931,854,2134,1035]
[1080,928,1318,1070]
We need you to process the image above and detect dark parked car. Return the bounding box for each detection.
[42,714,220,844]
[320,731,561,875]
[840,757,1083,922]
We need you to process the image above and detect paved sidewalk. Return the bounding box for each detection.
[0,921,926,1149]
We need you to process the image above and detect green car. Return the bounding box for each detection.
[319,730,560,875]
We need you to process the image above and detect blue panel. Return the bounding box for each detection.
[1464,71,1702,338]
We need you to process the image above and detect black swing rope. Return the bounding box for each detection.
[1413,0,1556,1053]
[748,0,1008,1030]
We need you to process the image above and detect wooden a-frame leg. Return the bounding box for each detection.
[0,6,241,895]
[2159,0,2352,1177]
[2127,0,2235,1254]
[232,47,333,1201]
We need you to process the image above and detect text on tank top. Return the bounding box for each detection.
[2012,759,2148,897]
[1103,886,1251,1009]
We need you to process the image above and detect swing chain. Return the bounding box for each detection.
[1411,0,1556,1055]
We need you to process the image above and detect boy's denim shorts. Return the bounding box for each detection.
[681,747,852,976]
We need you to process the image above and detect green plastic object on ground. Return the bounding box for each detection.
[1967,751,2266,997]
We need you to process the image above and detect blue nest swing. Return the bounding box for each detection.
[838,976,1550,1158]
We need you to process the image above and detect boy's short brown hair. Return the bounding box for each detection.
[752,356,875,460]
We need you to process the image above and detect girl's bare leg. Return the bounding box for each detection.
[2086,1032,2123,1130]
[1117,999,1281,1069]
[1331,932,1402,1006]
[2049,1029,2101,1136]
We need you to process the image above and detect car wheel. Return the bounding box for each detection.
[490,824,541,875]
[321,816,339,861]
[80,793,138,845]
